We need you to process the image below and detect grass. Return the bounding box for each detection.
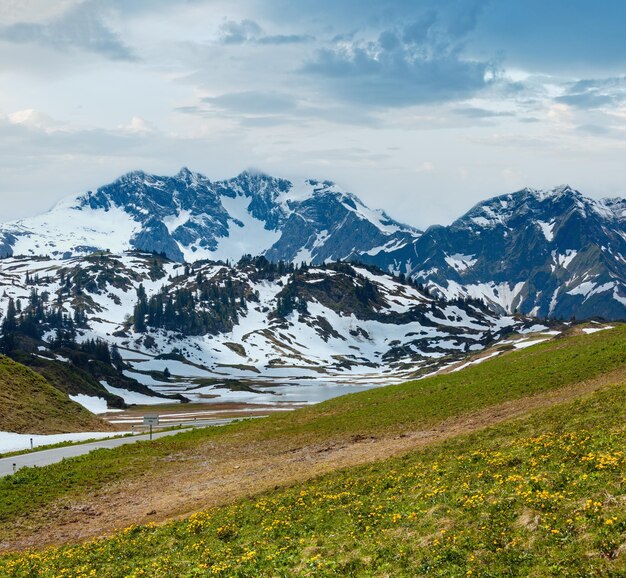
[0,355,108,434]
[2,362,626,575]
[10,350,114,402]
[0,422,245,529]
[0,326,624,559]
[0,326,624,534]
[257,325,626,440]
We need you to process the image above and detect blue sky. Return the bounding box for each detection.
[1,0,625,227]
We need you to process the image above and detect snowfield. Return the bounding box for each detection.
[0,431,128,454]
[0,253,545,407]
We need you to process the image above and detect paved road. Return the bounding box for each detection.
[0,418,236,478]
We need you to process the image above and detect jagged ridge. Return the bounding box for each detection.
[0,168,419,266]
[361,185,626,320]
[1,173,625,320]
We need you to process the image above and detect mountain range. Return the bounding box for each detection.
[1,168,625,320]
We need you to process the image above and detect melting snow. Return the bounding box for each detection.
[518,324,550,334]
[69,394,114,414]
[536,220,555,242]
[0,431,127,454]
[444,253,477,272]
[451,350,501,372]
[0,253,526,406]
[100,380,174,406]
[511,338,549,349]
[582,326,613,334]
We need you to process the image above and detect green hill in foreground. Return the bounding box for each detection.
[6,377,626,576]
[0,355,109,434]
[1,326,626,576]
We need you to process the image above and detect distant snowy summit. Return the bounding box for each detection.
[0,168,419,264]
[0,171,625,320]
[360,184,626,320]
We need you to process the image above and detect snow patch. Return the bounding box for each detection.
[212,194,281,262]
[69,394,112,414]
[552,249,578,269]
[582,326,613,334]
[0,431,126,454]
[536,220,555,242]
[163,210,192,234]
[444,253,477,272]
[451,350,501,372]
[100,380,172,406]
[511,338,549,349]
[567,281,614,301]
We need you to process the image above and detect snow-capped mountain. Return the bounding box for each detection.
[0,168,418,265]
[0,253,529,387]
[362,185,626,320]
[1,170,625,320]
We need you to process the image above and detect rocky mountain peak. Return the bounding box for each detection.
[175,166,194,178]
[0,168,417,266]
[0,172,624,320]
[453,184,592,232]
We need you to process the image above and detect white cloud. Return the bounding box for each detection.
[117,116,157,134]
[7,109,65,133]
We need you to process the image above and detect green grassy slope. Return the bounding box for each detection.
[3,349,626,575]
[260,324,626,440]
[11,350,126,409]
[0,355,110,434]
[0,326,624,550]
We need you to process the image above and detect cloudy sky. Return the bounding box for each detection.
[1,0,626,228]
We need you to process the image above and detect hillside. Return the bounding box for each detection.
[0,254,532,395]
[0,324,624,557]
[5,365,625,575]
[0,355,111,434]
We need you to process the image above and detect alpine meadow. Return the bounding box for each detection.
[1,1,626,576]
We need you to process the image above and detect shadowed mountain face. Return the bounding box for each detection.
[0,170,624,320]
